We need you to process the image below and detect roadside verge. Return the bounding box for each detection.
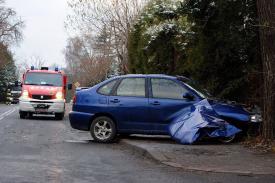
[121,136,275,176]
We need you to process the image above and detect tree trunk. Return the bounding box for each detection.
[256,0,275,140]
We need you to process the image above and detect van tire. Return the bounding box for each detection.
[19,111,27,119]
[55,113,64,120]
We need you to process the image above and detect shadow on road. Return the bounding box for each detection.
[22,114,69,121]
[120,134,240,146]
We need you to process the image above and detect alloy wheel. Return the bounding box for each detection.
[94,120,112,140]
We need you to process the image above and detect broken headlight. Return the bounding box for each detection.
[250,114,262,123]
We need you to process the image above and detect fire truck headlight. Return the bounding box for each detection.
[55,91,63,100]
[22,90,29,99]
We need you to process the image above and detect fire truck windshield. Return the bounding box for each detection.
[24,73,63,87]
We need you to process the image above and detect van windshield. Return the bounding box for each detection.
[25,73,63,87]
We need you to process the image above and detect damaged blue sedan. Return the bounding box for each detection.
[69,74,261,144]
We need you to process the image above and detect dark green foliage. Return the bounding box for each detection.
[128,0,192,75]
[0,43,17,102]
[128,0,261,104]
[182,0,261,103]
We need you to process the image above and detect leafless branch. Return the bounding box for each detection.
[65,0,148,74]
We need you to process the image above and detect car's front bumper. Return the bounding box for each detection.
[19,98,65,114]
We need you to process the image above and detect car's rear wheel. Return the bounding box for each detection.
[218,135,236,144]
[90,116,116,143]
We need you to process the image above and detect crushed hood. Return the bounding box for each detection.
[209,100,250,122]
[169,99,242,144]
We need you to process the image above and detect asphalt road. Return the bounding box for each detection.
[0,104,274,183]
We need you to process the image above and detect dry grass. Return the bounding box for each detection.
[242,136,275,153]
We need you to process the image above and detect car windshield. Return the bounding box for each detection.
[178,78,212,99]
[25,73,63,87]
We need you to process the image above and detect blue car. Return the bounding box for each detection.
[69,74,261,143]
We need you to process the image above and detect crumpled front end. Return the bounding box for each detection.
[168,99,241,144]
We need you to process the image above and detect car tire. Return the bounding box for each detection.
[218,135,236,144]
[90,116,116,143]
[55,113,64,120]
[19,111,26,119]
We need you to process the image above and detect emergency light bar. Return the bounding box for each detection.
[29,66,60,72]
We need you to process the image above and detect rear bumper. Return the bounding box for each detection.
[69,111,94,131]
[19,98,65,114]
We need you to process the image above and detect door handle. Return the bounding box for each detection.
[151,101,160,105]
[110,99,120,103]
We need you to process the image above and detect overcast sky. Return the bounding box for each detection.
[6,0,69,67]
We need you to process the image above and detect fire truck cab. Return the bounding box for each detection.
[19,66,72,120]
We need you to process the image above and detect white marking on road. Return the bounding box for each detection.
[0,107,17,121]
[65,139,90,143]
[4,109,15,116]
[0,109,13,117]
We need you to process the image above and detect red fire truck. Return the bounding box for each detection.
[19,66,72,120]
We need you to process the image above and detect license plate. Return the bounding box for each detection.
[35,104,48,112]
[35,108,48,113]
[36,104,47,108]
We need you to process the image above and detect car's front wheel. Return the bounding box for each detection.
[90,116,116,143]
[218,134,236,144]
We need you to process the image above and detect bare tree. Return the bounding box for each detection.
[18,55,47,70]
[256,0,275,141]
[16,56,47,80]
[0,0,24,45]
[64,37,86,85]
[66,0,147,73]
[0,43,8,69]
[0,0,23,76]
[28,56,47,69]
[64,36,111,86]
[0,42,11,71]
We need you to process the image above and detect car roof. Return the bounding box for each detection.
[114,74,177,79]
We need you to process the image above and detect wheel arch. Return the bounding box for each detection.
[90,113,118,129]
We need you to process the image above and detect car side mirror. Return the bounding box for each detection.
[183,93,195,100]
[68,84,73,90]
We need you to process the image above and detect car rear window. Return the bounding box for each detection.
[98,79,118,95]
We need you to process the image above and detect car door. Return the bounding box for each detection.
[109,77,152,132]
[148,78,197,133]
